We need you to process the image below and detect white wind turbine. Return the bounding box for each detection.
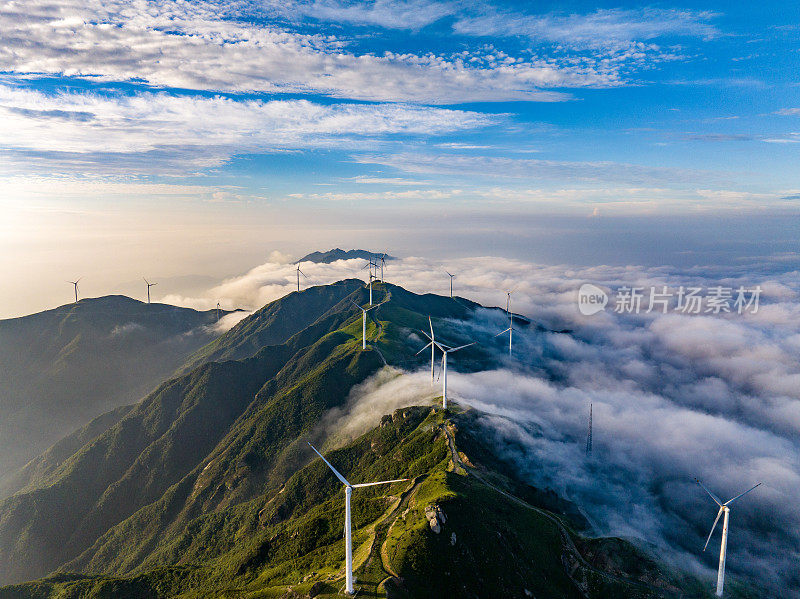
[379,253,387,283]
[296,264,309,292]
[696,478,762,597]
[418,319,475,409]
[308,443,407,595]
[415,316,438,385]
[350,300,381,349]
[496,289,516,355]
[362,258,377,305]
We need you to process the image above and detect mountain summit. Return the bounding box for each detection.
[298,249,396,263]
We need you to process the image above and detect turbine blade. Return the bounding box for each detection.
[416,342,433,355]
[419,329,433,342]
[724,482,762,506]
[351,479,408,488]
[494,328,511,337]
[307,443,350,487]
[696,478,723,506]
[704,507,724,551]
[449,342,476,353]
[429,315,435,340]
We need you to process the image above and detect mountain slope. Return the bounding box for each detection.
[0,407,754,599]
[0,281,756,598]
[0,296,225,480]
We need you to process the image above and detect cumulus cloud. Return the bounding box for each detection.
[174,252,800,594]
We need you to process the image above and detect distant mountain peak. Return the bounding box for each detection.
[297,249,395,264]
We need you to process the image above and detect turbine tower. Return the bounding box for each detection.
[379,253,387,283]
[696,478,762,597]
[143,278,157,304]
[445,270,455,298]
[351,300,381,350]
[296,264,309,292]
[216,301,221,322]
[68,278,81,303]
[308,443,407,595]
[585,403,593,457]
[418,321,475,409]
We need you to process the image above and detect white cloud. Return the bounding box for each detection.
[0,85,494,172]
[287,188,461,201]
[355,152,717,186]
[0,0,694,103]
[453,7,720,47]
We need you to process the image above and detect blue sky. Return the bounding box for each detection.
[0,0,799,315]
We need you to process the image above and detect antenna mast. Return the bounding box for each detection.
[585,403,593,457]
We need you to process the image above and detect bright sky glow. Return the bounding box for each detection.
[1,0,799,316]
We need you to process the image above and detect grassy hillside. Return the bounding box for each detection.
[0,406,752,599]
[0,296,224,478]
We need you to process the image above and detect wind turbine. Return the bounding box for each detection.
[216,301,221,322]
[496,289,515,355]
[696,478,762,597]
[445,270,455,298]
[307,443,407,595]
[143,278,157,304]
[362,259,377,305]
[379,253,387,283]
[296,264,309,292]
[350,300,381,349]
[68,278,81,303]
[415,316,438,385]
[418,320,475,409]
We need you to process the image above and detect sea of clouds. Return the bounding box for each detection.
[163,252,800,595]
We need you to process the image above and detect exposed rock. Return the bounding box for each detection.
[429,517,441,534]
[425,504,447,533]
[450,532,457,546]
[380,414,392,428]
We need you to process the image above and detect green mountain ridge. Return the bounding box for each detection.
[0,296,227,485]
[0,282,757,598]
